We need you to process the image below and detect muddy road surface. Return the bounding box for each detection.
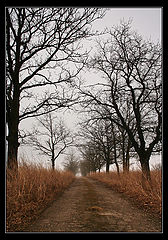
[24,177,161,232]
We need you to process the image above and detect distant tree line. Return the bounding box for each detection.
[63,150,79,176]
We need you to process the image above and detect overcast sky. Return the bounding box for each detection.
[92,8,162,42]
[18,7,162,169]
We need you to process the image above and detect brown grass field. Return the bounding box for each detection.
[89,169,162,218]
[6,162,75,232]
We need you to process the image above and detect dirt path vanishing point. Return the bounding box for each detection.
[23,177,162,233]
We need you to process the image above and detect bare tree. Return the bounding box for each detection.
[63,150,79,175]
[6,7,107,171]
[79,21,162,182]
[27,113,73,170]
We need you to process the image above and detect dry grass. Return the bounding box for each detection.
[89,170,162,218]
[6,162,75,232]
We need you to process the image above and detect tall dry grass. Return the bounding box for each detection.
[6,162,75,232]
[89,170,162,218]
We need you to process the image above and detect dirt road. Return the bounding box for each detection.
[24,177,161,232]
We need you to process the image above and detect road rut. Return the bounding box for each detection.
[24,177,161,232]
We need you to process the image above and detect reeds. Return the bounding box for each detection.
[89,169,162,217]
[6,162,75,232]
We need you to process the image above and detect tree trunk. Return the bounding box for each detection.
[7,121,20,173]
[51,158,55,170]
[112,125,119,175]
[115,161,120,176]
[7,90,20,172]
[106,161,110,173]
[122,134,127,173]
[123,157,126,173]
[7,134,19,172]
[125,139,131,172]
[139,154,151,188]
[113,140,119,175]
[125,153,129,172]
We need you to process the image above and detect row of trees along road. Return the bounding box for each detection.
[78,21,162,182]
[78,117,132,176]
[6,8,161,184]
[6,7,106,172]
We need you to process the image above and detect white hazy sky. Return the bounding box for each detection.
[92,8,162,42]
[18,7,162,169]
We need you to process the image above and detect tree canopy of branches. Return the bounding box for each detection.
[6,7,106,171]
[27,113,73,170]
[79,21,162,181]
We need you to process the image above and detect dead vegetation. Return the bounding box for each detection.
[89,169,162,218]
[6,162,75,232]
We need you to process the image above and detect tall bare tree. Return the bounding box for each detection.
[6,7,106,171]
[79,21,162,181]
[27,112,73,170]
